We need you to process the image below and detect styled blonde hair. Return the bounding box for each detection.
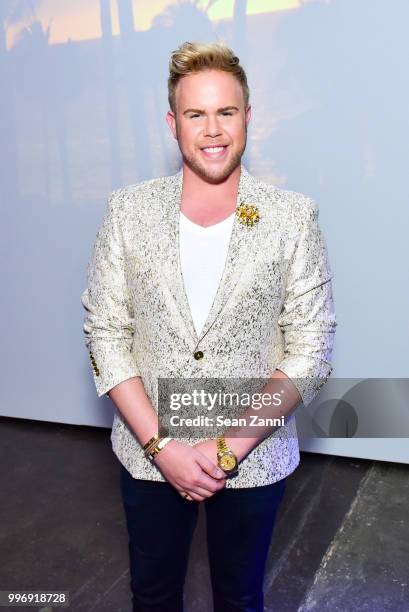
[168,41,250,113]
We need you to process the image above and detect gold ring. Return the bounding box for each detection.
[182,492,194,501]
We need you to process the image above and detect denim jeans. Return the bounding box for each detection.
[119,463,286,612]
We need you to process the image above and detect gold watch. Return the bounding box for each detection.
[216,436,238,474]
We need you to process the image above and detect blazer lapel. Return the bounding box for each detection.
[160,163,265,347]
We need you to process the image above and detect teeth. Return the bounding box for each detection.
[203,146,225,153]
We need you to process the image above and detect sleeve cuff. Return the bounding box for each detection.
[87,340,141,398]
[275,356,333,407]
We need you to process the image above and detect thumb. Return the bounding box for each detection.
[196,454,225,479]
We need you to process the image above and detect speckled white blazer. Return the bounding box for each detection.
[81,163,337,488]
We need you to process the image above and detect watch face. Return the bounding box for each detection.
[220,454,237,471]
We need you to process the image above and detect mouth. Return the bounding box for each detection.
[200,145,229,159]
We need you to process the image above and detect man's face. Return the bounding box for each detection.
[166,69,251,183]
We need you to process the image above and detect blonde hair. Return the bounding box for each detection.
[168,41,250,114]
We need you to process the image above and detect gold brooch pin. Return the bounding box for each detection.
[236,203,260,227]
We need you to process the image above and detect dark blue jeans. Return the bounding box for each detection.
[119,463,286,612]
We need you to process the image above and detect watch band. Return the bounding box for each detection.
[216,436,234,455]
[216,436,238,473]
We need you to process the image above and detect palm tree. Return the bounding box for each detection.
[233,0,247,50]
[0,1,42,203]
[115,0,152,179]
[0,0,42,51]
[99,0,122,189]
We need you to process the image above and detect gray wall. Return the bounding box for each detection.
[1,1,408,462]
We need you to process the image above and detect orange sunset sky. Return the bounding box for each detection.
[6,0,328,48]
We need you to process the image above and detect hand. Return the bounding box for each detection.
[152,439,226,502]
[195,436,244,464]
[191,439,228,499]
[192,438,220,466]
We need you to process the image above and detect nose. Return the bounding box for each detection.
[204,114,222,137]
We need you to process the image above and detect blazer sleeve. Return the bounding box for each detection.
[80,189,141,398]
[275,198,337,407]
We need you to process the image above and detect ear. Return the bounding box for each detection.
[166,110,178,140]
[245,104,252,127]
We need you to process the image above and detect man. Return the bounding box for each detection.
[81,41,336,612]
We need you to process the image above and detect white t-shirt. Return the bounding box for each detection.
[179,211,235,337]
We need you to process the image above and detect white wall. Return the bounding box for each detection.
[1,0,408,462]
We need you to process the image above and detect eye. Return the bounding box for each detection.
[221,111,233,116]
[189,113,201,119]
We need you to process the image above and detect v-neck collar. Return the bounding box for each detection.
[158,163,268,348]
[180,210,236,230]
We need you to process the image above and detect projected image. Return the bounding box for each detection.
[2,0,392,206]
[1,0,408,428]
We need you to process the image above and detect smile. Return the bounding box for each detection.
[200,145,228,158]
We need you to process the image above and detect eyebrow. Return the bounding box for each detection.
[182,106,239,115]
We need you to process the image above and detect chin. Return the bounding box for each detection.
[186,154,242,184]
[201,167,232,183]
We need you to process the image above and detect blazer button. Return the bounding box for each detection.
[194,350,204,360]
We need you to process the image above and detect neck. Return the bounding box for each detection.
[181,163,241,208]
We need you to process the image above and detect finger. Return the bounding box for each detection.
[183,485,221,501]
[179,491,197,502]
[197,472,227,493]
[186,474,226,497]
[195,454,225,480]
[175,485,205,502]
[177,475,226,500]
[181,488,205,502]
